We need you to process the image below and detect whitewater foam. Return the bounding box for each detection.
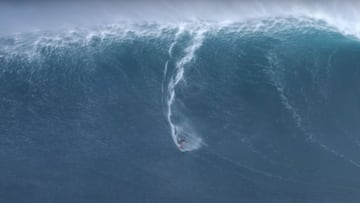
[163,23,207,152]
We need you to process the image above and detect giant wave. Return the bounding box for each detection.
[1,17,360,202]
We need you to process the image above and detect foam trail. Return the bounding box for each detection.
[194,150,360,191]
[241,137,283,167]
[161,32,178,114]
[215,153,293,182]
[317,142,360,168]
[265,53,360,169]
[164,24,206,152]
[190,152,262,185]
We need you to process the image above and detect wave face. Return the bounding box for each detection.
[1,18,360,202]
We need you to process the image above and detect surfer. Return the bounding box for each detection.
[177,136,186,150]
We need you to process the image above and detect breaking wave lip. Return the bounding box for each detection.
[1,17,351,75]
[1,16,357,62]
[1,15,357,41]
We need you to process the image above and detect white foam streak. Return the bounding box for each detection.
[266,53,360,169]
[164,24,206,152]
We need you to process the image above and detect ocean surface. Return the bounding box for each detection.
[1,17,360,202]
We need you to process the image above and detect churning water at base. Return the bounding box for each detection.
[1,17,360,202]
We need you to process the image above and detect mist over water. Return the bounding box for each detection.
[1,0,360,37]
[1,1,360,203]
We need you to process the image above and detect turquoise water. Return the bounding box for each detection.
[1,18,360,202]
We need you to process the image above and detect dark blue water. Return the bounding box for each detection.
[1,18,360,202]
